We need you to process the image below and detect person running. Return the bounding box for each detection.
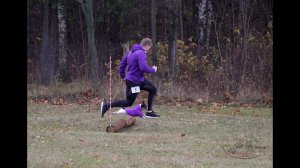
[100,38,160,118]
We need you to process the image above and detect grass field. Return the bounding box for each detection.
[28,103,272,168]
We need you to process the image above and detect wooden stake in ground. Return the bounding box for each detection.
[106,117,136,133]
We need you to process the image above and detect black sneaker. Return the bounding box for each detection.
[145,111,160,118]
[100,102,108,117]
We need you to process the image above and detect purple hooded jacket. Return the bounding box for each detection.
[119,44,155,83]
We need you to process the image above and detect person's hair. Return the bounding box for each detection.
[140,38,152,47]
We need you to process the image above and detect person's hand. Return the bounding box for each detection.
[152,65,157,72]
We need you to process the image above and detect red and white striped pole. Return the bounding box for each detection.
[109,55,112,127]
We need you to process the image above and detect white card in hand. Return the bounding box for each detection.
[131,86,140,93]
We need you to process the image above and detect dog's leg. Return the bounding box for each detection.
[112,108,126,115]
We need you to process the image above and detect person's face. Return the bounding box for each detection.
[145,45,152,51]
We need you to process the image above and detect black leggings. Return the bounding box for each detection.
[110,79,157,111]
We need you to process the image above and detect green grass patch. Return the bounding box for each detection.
[28,103,272,167]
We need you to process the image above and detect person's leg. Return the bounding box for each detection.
[111,81,138,108]
[101,81,138,117]
[140,79,160,118]
[141,78,157,111]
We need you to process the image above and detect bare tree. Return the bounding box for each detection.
[196,0,213,58]
[166,0,178,80]
[76,0,100,88]
[78,6,89,80]
[238,0,245,32]
[57,0,68,82]
[178,0,183,41]
[151,0,157,66]
[196,0,207,58]
[205,0,212,54]
[39,0,57,85]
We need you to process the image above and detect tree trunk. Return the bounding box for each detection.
[121,42,129,57]
[164,6,168,42]
[57,0,68,82]
[39,1,57,85]
[151,0,157,66]
[78,0,100,88]
[196,0,207,58]
[178,0,183,41]
[79,6,89,80]
[102,0,110,76]
[237,0,248,93]
[238,0,245,31]
[106,117,136,133]
[167,0,177,80]
[205,0,212,54]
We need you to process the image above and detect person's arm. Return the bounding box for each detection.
[119,52,129,79]
[137,51,155,73]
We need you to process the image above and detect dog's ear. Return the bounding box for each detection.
[141,101,147,109]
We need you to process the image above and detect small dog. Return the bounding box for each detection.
[112,101,147,118]
[112,104,144,118]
